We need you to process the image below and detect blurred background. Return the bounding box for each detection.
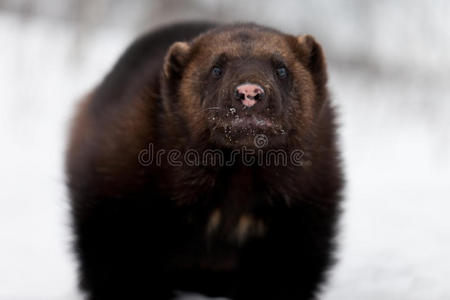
[0,1,449,299]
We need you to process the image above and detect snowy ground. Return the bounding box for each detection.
[0,7,449,300]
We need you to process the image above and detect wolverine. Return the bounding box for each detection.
[66,22,344,300]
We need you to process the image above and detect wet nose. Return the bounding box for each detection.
[234,83,265,107]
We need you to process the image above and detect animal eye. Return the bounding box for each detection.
[211,66,223,78]
[276,67,287,79]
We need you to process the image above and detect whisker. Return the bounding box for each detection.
[204,107,221,111]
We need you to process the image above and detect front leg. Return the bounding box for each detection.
[73,196,175,300]
[233,203,338,300]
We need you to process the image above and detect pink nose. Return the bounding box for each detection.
[234,83,265,107]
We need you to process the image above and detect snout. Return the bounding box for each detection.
[234,83,265,107]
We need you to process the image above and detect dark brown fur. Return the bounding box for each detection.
[66,22,343,300]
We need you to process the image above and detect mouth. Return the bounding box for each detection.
[207,109,287,147]
[209,109,285,133]
[231,115,274,128]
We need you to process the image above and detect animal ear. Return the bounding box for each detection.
[296,35,328,88]
[163,42,191,79]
